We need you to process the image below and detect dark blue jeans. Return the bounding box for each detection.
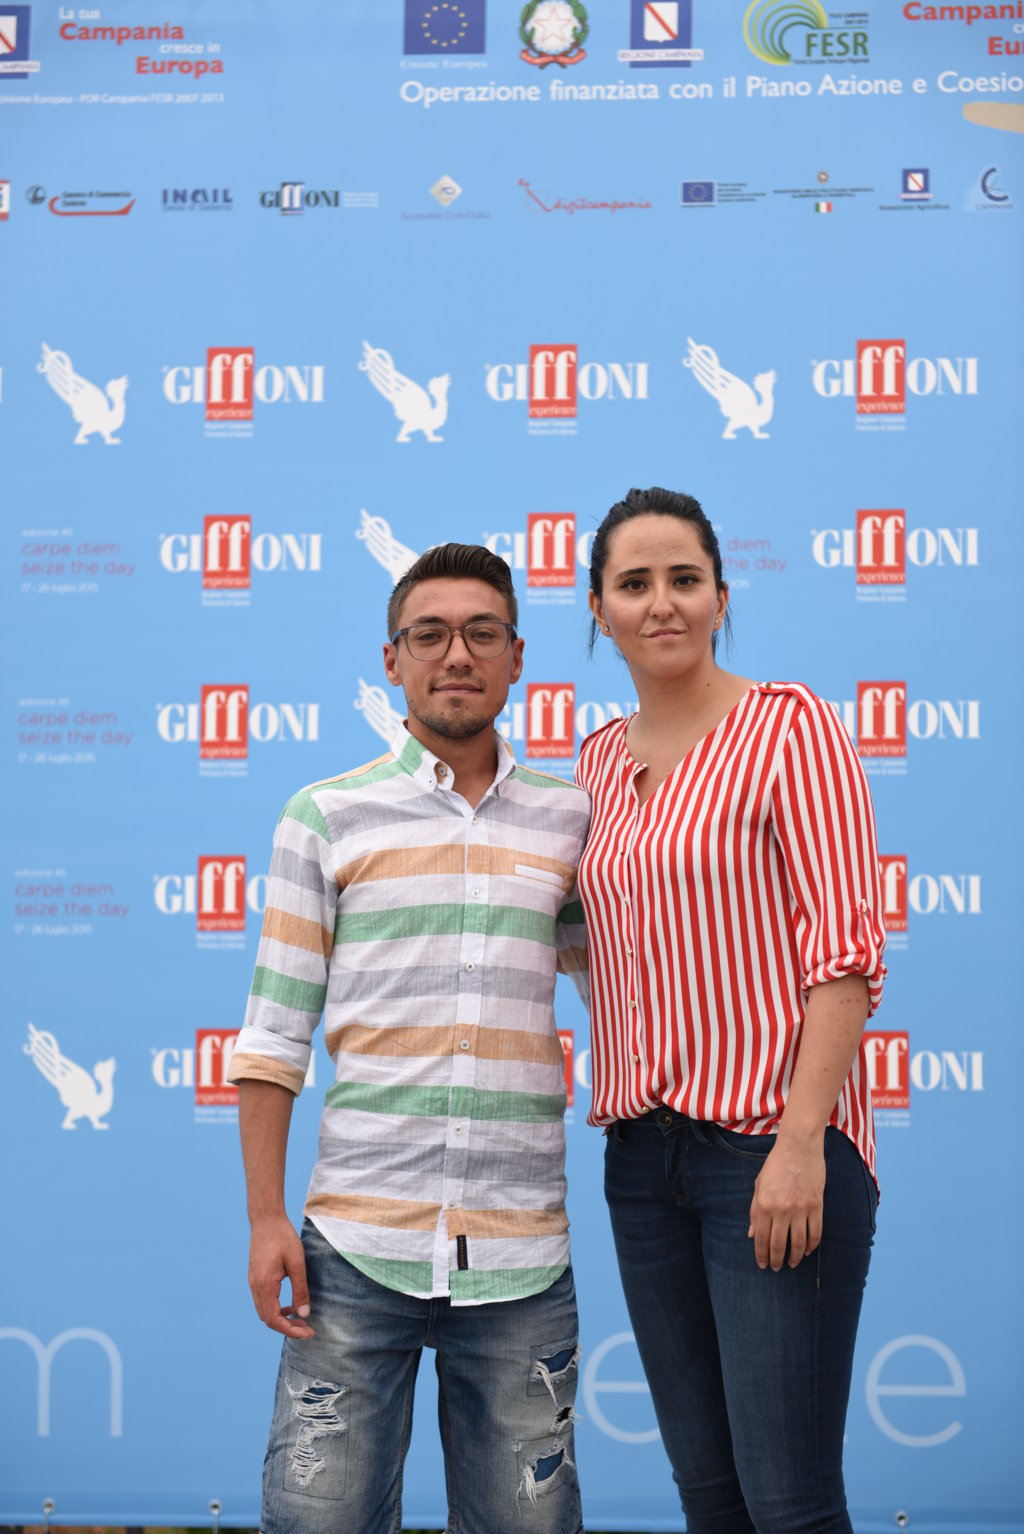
[604,1111,877,1534]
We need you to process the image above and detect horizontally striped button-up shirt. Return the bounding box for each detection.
[228,723,590,1305]
[575,683,886,1178]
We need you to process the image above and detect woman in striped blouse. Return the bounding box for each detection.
[576,487,886,1534]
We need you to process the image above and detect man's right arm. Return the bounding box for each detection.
[239,1078,315,1339]
[228,787,339,1338]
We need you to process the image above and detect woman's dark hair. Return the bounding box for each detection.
[587,486,731,657]
[387,542,518,638]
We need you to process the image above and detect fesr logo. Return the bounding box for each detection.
[485,345,648,433]
[830,686,980,760]
[153,858,267,931]
[163,349,325,436]
[500,690,636,761]
[811,515,978,590]
[811,340,978,419]
[863,1031,984,1114]
[160,519,323,590]
[879,856,982,937]
[156,687,320,758]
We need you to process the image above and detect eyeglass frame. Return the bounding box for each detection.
[389,620,518,660]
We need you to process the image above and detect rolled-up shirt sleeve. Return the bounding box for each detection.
[770,693,887,1016]
[227,788,338,1094]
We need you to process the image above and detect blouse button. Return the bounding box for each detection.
[628,999,637,1010]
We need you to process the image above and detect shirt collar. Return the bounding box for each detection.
[388,721,519,795]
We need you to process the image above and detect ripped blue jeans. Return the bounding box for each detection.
[260,1220,583,1534]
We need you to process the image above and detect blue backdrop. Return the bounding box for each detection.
[3,2,1023,1529]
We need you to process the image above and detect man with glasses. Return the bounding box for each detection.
[228,543,590,1534]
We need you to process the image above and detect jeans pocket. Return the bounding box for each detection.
[712,1125,777,1160]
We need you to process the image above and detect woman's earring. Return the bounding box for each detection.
[601,625,610,634]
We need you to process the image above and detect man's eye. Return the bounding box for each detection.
[467,626,499,643]
[414,629,446,646]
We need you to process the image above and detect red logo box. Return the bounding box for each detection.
[558,1029,574,1107]
[878,855,908,933]
[856,339,905,415]
[857,681,907,757]
[206,347,254,421]
[200,685,249,759]
[197,856,247,931]
[203,515,251,589]
[195,1028,239,1106]
[528,513,576,587]
[856,509,905,585]
[863,1031,909,1109]
[529,345,577,419]
[527,683,575,758]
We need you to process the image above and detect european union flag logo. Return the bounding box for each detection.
[404,1,485,55]
[681,181,716,206]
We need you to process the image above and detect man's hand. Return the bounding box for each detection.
[747,1134,825,1273]
[248,1213,315,1339]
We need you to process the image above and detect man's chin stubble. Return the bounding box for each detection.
[412,703,497,742]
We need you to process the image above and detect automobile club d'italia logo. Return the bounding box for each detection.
[520,1,588,67]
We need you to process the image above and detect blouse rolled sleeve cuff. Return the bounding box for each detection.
[801,898,887,1017]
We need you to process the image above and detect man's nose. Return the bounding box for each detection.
[444,630,475,666]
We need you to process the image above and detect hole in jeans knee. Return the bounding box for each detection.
[530,1340,580,1402]
[284,1378,347,1490]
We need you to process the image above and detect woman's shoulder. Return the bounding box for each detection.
[756,680,834,718]
[575,714,630,785]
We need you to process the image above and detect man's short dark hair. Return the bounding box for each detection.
[387,543,519,638]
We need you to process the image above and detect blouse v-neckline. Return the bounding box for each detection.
[620,684,760,812]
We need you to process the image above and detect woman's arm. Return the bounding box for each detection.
[747,974,869,1272]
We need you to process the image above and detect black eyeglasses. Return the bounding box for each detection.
[390,621,516,661]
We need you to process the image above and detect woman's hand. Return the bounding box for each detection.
[748,1131,825,1272]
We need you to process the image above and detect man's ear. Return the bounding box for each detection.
[382,642,403,689]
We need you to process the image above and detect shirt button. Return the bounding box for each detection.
[465,962,475,972]
[459,1040,470,1051]
[436,764,447,779]
[470,888,480,898]
[471,815,478,824]
[454,1124,463,1134]
[625,947,633,957]
[628,999,637,1010]
[631,1053,639,1063]
[448,1201,455,1209]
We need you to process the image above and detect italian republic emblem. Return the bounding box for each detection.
[520,1,588,67]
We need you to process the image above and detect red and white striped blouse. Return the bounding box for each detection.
[575,682,886,1178]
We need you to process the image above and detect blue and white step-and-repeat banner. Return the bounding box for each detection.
[2,2,1022,1529]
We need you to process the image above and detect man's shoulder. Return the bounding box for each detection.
[277,753,403,835]
[510,762,588,798]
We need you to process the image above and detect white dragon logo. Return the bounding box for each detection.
[24,1024,116,1130]
[37,343,128,445]
[684,337,776,440]
[358,342,449,443]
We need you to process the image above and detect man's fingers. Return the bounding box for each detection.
[786,1220,807,1269]
[287,1249,311,1319]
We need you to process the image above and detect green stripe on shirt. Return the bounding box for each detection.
[251,965,328,1014]
[323,1081,565,1122]
[334,902,557,946]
